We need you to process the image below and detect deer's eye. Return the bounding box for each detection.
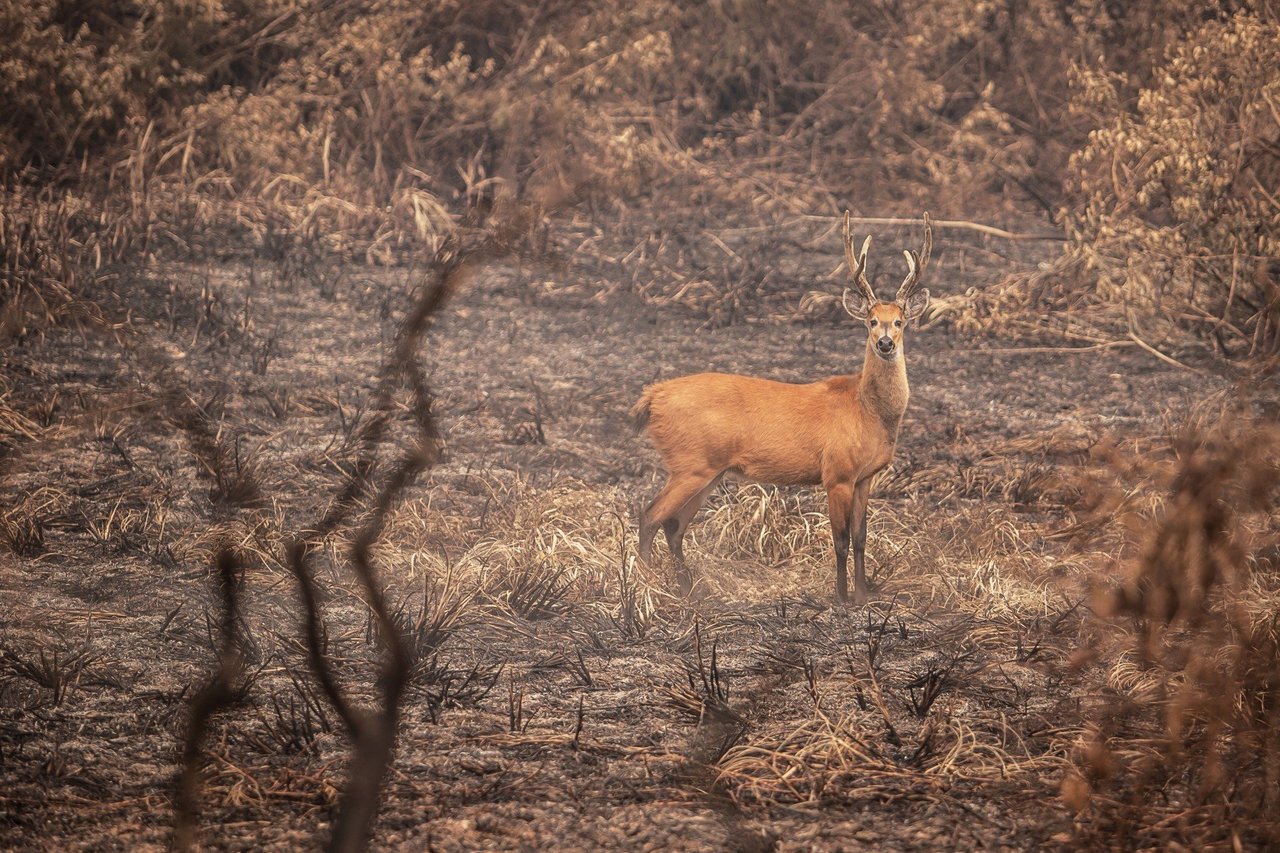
[869,319,878,327]
[894,319,903,328]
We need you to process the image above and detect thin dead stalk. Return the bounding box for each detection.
[172,549,243,852]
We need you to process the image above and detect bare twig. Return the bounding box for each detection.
[327,263,456,851]
[1126,316,1204,374]
[956,341,1137,356]
[749,214,1066,242]
[172,549,243,852]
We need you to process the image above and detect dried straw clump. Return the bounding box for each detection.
[717,702,1059,811]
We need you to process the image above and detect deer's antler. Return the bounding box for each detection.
[895,212,933,304]
[843,211,876,310]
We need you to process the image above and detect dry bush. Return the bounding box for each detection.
[7,0,1277,353]
[905,2,1280,361]
[1065,408,1280,848]
[2,0,1112,330]
[0,0,211,172]
[1065,6,1280,358]
[666,0,1106,212]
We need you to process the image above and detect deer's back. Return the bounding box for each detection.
[637,372,863,485]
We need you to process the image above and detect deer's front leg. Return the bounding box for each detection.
[826,482,855,604]
[851,479,872,606]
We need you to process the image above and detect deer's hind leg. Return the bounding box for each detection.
[664,473,724,592]
[639,470,722,593]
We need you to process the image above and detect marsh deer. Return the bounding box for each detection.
[632,212,933,605]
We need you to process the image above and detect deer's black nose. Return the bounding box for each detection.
[877,336,894,354]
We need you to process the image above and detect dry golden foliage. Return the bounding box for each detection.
[1067,7,1280,357]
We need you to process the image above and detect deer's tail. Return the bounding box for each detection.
[629,389,653,433]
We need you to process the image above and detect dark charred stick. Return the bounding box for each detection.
[172,548,242,852]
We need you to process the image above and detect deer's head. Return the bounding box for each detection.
[840,212,933,361]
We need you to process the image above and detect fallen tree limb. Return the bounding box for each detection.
[798,214,1065,242]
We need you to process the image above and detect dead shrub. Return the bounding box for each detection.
[0,641,100,708]
[1067,409,1280,848]
[1065,8,1280,357]
[0,0,1126,331]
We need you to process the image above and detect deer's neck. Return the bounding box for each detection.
[858,340,910,426]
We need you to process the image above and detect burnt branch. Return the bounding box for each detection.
[172,548,243,852]
[284,241,482,853]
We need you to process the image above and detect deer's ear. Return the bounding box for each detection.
[841,288,872,320]
[901,288,929,320]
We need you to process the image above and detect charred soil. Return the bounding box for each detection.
[0,231,1263,851]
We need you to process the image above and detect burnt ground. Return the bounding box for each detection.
[0,227,1242,851]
